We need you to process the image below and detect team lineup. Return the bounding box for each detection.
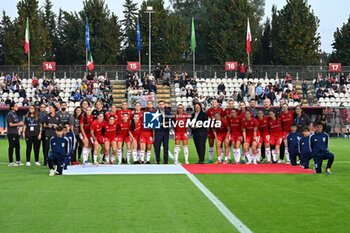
[7,97,335,176]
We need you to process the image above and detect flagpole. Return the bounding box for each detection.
[86,49,88,75]
[248,53,250,67]
[193,49,195,78]
[139,51,141,79]
[28,47,30,79]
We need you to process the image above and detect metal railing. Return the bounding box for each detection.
[1,64,350,80]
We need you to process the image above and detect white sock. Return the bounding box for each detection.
[93,155,97,163]
[183,146,189,162]
[266,148,271,162]
[99,154,104,161]
[234,149,240,162]
[140,151,145,162]
[111,155,116,162]
[245,152,251,163]
[273,149,278,161]
[257,149,261,162]
[253,153,258,163]
[224,156,228,161]
[82,148,88,162]
[209,147,214,160]
[217,156,222,161]
[133,149,137,162]
[249,147,252,157]
[105,155,110,162]
[174,145,180,162]
[127,150,131,163]
[137,150,141,161]
[228,145,232,160]
[146,151,151,161]
[117,150,122,163]
[285,149,290,162]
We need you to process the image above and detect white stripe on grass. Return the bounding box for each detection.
[168,150,253,233]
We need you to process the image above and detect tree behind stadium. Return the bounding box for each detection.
[270,0,321,65]
[330,16,350,66]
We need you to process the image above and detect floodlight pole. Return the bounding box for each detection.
[145,6,155,75]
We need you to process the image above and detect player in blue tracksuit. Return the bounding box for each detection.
[48,125,69,176]
[286,123,301,166]
[63,123,76,170]
[298,127,313,169]
[310,122,334,174]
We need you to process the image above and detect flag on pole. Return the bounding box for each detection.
[85,18,90,51]
[87,52,94,71]
[191,17,196,52]
[24,17,30,54]
[246,18,252,54]
[137,19,141,53]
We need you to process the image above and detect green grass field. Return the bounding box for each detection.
[1,138,349,233]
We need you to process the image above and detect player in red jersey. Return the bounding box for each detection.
[140,101,155,164]
[238,101,247,119]
[206,99,225,163]
[132,102,144,121]
[103,115,118,164]
[212,112,230,164]
[268,110,283,163]
[173,105,190,164]
[224,100,235,162]
[129,113,143,164]
[280,103,294,164]
[256,110,271,163]
[227,109,242,164]
[80,106,95,164]
[242,111,259,164]
[117,101,132,121]
[116,113,132,164]
[90,113,105,164]
[105,104,119,122]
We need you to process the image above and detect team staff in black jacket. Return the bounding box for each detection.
[23,105,42,166]
[7,103,24,166]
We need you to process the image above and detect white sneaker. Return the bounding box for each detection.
[118,161,122,165]
[16,161,24,166]
[35,162,41,166]
[174,160,179,164]
[252,160,257,164]
[8,162,18,166]
[26,162,31,166]
[49,169,55,176]
[286,160,290,164]
[277,159,284,164]
[185,161,189,164]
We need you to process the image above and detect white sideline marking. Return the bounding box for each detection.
[168,150,253,233]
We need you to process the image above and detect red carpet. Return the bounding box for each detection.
[181,164,315,174]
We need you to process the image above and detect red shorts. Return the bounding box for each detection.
[270,135,282,146]
[92,136,104,145]
[104,137,117,143]
[117,135,132,143]
[175,132,188,141]
[259,134,270,144]
[208,129,215,139]
[217,133,229,143]
[282,131,289,140]
[230,133,243,142]
[131,135,140,143]
[140,133,153,145]
[245,135,260,144]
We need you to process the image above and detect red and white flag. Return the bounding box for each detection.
[246,18,251,55]
[24,17,30,54]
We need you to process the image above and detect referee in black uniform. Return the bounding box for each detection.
[7,103,23,166]
[43,104,61,165]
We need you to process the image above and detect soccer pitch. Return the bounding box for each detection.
[1,138,349,233]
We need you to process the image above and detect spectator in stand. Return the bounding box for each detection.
[186,104,193,114]
[5,96,11,106]
[32,77,39,88]
[240,81,248,97]
[0,73,4,85]
[0,99,5,107]
[293,91,300,103]
[275,91,282,103]
[285,73,293,83]
[192,87,199,97]
[154,63,162,83]
[239,63,245,78]
[73,90,81,102]
[186,87,193,98]
[247,82,256,101]
[340,73,346,85]
[163,65,171,80]
[267,87,276,105]
[237,92,243,102]
[256,83,263,104]
[86,72,94,83]
[185,82,193,90]
[218,82,225,94]
[180,87,186,97]
[302,80,308,100]
[316,87,324,99]
[148,80,157,94]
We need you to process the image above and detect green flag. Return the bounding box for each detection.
[191,17,196,52]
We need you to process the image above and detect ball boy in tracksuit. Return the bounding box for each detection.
[48,125,69,176]
[310,122,334,174]
[63,122,76,170]
[298,127,313,169]
[286,123,301,166]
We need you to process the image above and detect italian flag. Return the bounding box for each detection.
[24,18,29,54]
[87,52,94,70]
[246,17,251,55]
